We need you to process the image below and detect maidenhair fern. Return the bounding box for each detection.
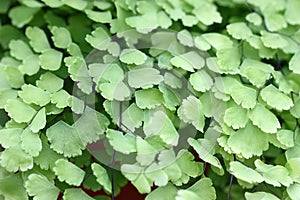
[1,0,300,200]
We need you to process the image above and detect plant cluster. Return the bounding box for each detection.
[1,0,300,200]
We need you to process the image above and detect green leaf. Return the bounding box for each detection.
[85,27,110,50]
[135,88,163,109]
[176,150,203,178]
[182,96,205,131]
[224,105,249,129]
[202,33,233,50]
[246,13,262,26]
[89,63,124,84]
[146,184,178,200]
[53,159,85,186]
[226,22,252,40]
[254,159,293,187]
[194,35,211,51]
[230,84,257,109]
[136,137,158,166]
[185,178,216,200]
[0,171,28,200]
[287,183,300,200]
[99,81,131,101]
[171,51,205,72]
[46,121,85,157]
[34,137,64,170]
[229,161,264,184]
[216,47,241,72]
[36,72,64,93]
[120,49,147,65]
[50,26,72,49]
[0,89,18,109]
[275,129,294,149]
[8,6,39,28]
[158,84,181,111]
[0,145,33,172]
[63,188,94,200]
[39,49,63,71]
[177,29,194,47]
[285,0,300,25]
[19,54,40,75]
[121,103,144,131]
[189,70,213,92]
[181,15,198,27]
[261,31,288,49]
[143,110,179,145]
[51,90,70,108]
[106,129,136,154]
[41,0,63,7]
[245,192,280,200]
[73,107,109,146]
[4,66,24,88]
[91,163,112,193]
[21,128,42,157]
[192,1,222,25]
[85,10,112,23]
[19,84,51,106]
[249,103,281,134]
[289,50,300,74]
[61,0,87,10]
[0,128,22,148]
[4,99,37,123]
[9,40,33,60]
[240,59,273,88]
[25,27,50,53]
[128,67,163,89]
[260,85,293,110]
[228,122,269,158]
[25,174,60,200]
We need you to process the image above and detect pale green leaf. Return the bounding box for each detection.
[121,103,144,131]
[246,13,262,26]
[189,70,213,92]
[9,40,33,60]
[182,96,205,131]
[158,84,181,111]
[61,0,87,10]
[0,89,18,109]
[285,0,300,25]
[0,145,33,172]
[229,161,264,184]
[261,31,288,49]
[63,188,94,200]
[4,66,24,88]
[216,47,240,72]
[163,72,182,89]
[73,107,109,145]
[143,110,179,145]
[128,67,163,89]
[264,9,287,32]
[224,105,249,129]
[135,88,163,109]
[21,128,42,157]
[19,84,51,106]
[106,129,136,154]
[91,163,112,193]
[99,81,131,101]
[245,192,280,200]
[186,178,216,200]
[25,27,50,53]
[146,184,178,200]
[36,72,64,93]
[276,129,294,149]
[41,0,63,7]
[228,122,269,158]
[260,85,293,110]
[194,35,211,51]
[171,51,204,72]
[53,159,85,186]
[254,159,293,187]
[0,128,22,148]
[249,104,281,134]
[25,174,60,200]
[181,15,198,27]
[8,6,39,28]
[136,137,158,166]
[85,10,112,23]
[5,99,37,123]
[192,1,222,25]
[202,33,233,50]
[19,54,40,76]
[120,49,147,65]
[177,29,194,47]
[51,90,70,108]
[287,183,300,200]
[50,26,72,49]
[39,49,63,71]
[227,22,252,40]
[85,27,110,50]
[46,121,85,157]
[289,50,300,74]
[240,59,273,88]
[230,84,257,109]
[0,171,28,200]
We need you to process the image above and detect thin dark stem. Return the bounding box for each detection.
[120,122,136,136]
[110,102,123,200]
[227,174,234,200]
